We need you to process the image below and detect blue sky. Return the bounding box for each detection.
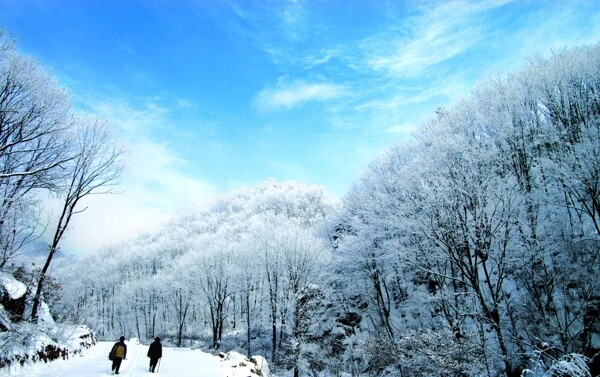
[1,0,599,253]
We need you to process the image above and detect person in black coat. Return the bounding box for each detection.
[110,336,127,375]
[147,337,162,373]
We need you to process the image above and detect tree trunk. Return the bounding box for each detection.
[246,292,251,357]
[30,247,56,320]
[271,316,277,365]
[178,320,184,347]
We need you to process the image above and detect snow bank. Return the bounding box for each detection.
[0,323,96,372]
[0,271,27,300]
[219,351,271,377]
[249,355,270,376]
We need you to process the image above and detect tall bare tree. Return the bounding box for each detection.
[31,119,123,320]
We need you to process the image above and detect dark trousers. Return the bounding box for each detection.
[112,357,123,373]
[149,357,159,372]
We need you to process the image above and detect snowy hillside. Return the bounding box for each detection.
[4,340,269,377]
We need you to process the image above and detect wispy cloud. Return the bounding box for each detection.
[176,98,194,109]
[495,2,600,68]
[255,78,347,111]
[282,0,304,37]
[357,74,469,111]
[364,0,514,77]
[302,49,336,69]
[385,123,418,135]
[80,95,168,134]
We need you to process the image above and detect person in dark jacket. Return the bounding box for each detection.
[110,336,127,375]
[147,337,162,373]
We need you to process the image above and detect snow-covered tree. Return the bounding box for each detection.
[0,31,72,268]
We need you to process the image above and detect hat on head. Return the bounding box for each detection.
[155,337,161,341]
[120,336,125,342]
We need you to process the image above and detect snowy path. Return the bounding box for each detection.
[9,342,227,377]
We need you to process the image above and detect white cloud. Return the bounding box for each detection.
[255,78,347,111]
[59,141,216,253]
[51,96,217,253]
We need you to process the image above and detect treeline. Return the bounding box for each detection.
[55,181,340,377]
[331,45,600,376]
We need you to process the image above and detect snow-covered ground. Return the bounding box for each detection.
[5,341,262,377]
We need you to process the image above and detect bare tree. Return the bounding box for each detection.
[164,273,194,348]
[31,119,123,320]
[196,240,235,350]
[257,219,284,366]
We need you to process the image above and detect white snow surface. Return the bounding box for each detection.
[0,272,27,300]
[37,303,55,326]
[5,341,267,377]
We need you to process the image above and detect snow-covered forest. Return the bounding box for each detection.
[1,27,599,377]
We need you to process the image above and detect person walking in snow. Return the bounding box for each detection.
[147,337,163,373]
[110,336,127,375]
